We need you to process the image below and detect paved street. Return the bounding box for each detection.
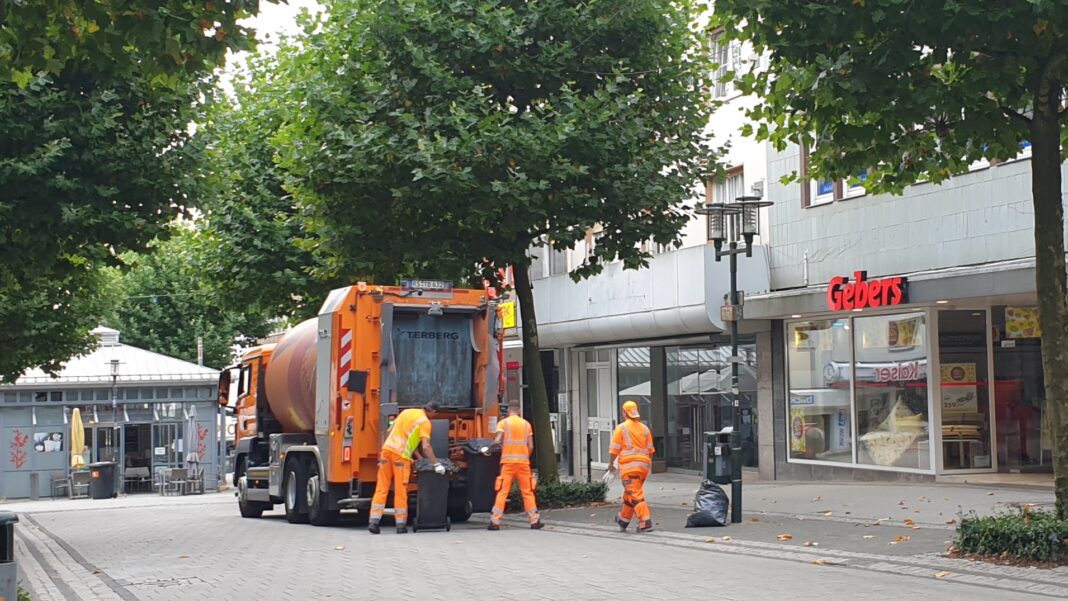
[9,476,1068,601]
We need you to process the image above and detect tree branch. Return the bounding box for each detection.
[1002,107,1032,127]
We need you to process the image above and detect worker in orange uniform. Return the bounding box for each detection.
[369,402,444,534]
[610,400,655,532]
[486,400,544,531]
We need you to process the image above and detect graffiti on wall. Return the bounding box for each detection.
[9,429,30,469]
[196,423,209,460]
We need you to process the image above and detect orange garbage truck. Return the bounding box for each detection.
[218,280,504,526]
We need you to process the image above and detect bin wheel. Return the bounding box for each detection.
[412,522,418,533]
[445,517,451,532]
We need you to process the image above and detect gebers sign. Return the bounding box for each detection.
[827,271,908,311]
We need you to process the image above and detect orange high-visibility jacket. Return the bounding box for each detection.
[610,419,654,469]
[381,408,431,460]
[497,415,533,464]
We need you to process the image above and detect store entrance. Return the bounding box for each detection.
[992,306,1051,473]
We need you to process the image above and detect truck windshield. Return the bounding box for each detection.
[391,313,474,407]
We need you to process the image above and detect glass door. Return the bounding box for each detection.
[938,310,994,471]
[152,423,184,469]
[585,358,614,469]
[992,306,1051,472]
[93,426,120,463]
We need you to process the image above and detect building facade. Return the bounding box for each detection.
[0,327,222,499]
[504,34,777,480]
[746,142,1054,482]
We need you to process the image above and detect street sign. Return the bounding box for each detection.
[720,304,742,322]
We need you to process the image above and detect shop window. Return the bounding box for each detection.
[95,389,109,401]
[786,320,854,463]
[853,313,930,470]
[33,391,63,403]
[3,392,17,403]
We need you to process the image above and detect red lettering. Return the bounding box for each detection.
[842,283,855,309]
[868,280,882,307]
[826,273,909,311]
[827,276,846,311]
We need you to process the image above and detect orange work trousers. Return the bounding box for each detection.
[369,450,412,526]
[491,462,540,525]
[618,465,651,526]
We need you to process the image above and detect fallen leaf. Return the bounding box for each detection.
[334,546,345,551]
[704,538,716,543]
[934,571,950,579]
[749,517,760,523]
[945,519,957,525]
[823,511,833,517]
[910,526,920,530]
[897,500,906,506]
[987,492,995,496]
[722,535,733,541]
[863,535,875,540]
[903,519,915,526]
[894,535,911,543]
[777,534,794,541]
[804,541,819,547]
[590,513,597,517]
[812,496,822,501]
[178,555,189,560]
[812,558,830,565]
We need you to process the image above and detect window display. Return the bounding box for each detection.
[853,313,930,470]
[786,320,853,463]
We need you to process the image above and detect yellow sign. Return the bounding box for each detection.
[499,301,516,329]
[1005,306,1040,339]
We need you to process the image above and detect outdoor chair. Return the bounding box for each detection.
[124,467,152,494]
[51,473,70,499]
[186,462,204,495]
[70,471,91,499]
[164,468,189,496]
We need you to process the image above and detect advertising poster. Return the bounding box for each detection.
[790,406,807,454]
[888,316,921,348]
[33,432,64,453]
[1005,306,1041,339]
[940,362,978,413]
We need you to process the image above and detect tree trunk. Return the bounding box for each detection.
[1029,83,1068,518]
[511,256,560,483]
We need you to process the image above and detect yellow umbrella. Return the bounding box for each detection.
[70,408,85,469]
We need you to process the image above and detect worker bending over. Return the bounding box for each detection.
[487,400,544,530]
[610,400,655,532]
[369,402,445,534]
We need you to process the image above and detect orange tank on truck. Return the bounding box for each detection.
[217,280,507,526]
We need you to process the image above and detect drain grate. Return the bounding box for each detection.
[116,576,206,588]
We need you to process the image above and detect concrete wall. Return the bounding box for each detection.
[764,144,1068,291]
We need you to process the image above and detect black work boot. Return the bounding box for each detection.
[396,526,408,534]
[615,517,629,532]
[368,522,380,535]
[487,523,500,531]
[637,521,653,533]
[530,521,545,530]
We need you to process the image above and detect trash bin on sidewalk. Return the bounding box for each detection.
[462,439,500,513]
[88,461,118,499]
[0,511,18,601]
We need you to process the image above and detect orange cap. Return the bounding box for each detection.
[622,400,641,419]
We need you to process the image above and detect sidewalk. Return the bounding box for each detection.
[546,472,1057,557]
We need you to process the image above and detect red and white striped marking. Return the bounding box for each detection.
[337,327,352,390]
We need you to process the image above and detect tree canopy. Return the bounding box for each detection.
[270,0,716,479]
[714,0,1068,515]
[0,1,270,381]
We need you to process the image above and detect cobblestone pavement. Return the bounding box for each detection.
[12,492,1068,601]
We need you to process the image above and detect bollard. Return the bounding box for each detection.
[0,511,19,601]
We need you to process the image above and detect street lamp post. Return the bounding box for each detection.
[695,194,773,524]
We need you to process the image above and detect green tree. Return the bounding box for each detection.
[714,0,1068,515]
[107,226,273,369]
[193,57,336,323]
[274,0,715,481]
[0,1,269,381]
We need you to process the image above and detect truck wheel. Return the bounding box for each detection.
[447,498,473,523]
[306,460,339,527]
[237,475,267,519]
[284,459,310,524]
[233,456,246,488]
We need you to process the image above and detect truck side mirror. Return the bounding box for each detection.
[217,370,232,407]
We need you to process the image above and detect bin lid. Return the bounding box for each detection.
[88,461,116,467]
[0,511,18,525]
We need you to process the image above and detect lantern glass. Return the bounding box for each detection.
[741,204,759,236]
[708,211,726,242]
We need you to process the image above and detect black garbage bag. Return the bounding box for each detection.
[414,458,459,473]
[685,482,729,527]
